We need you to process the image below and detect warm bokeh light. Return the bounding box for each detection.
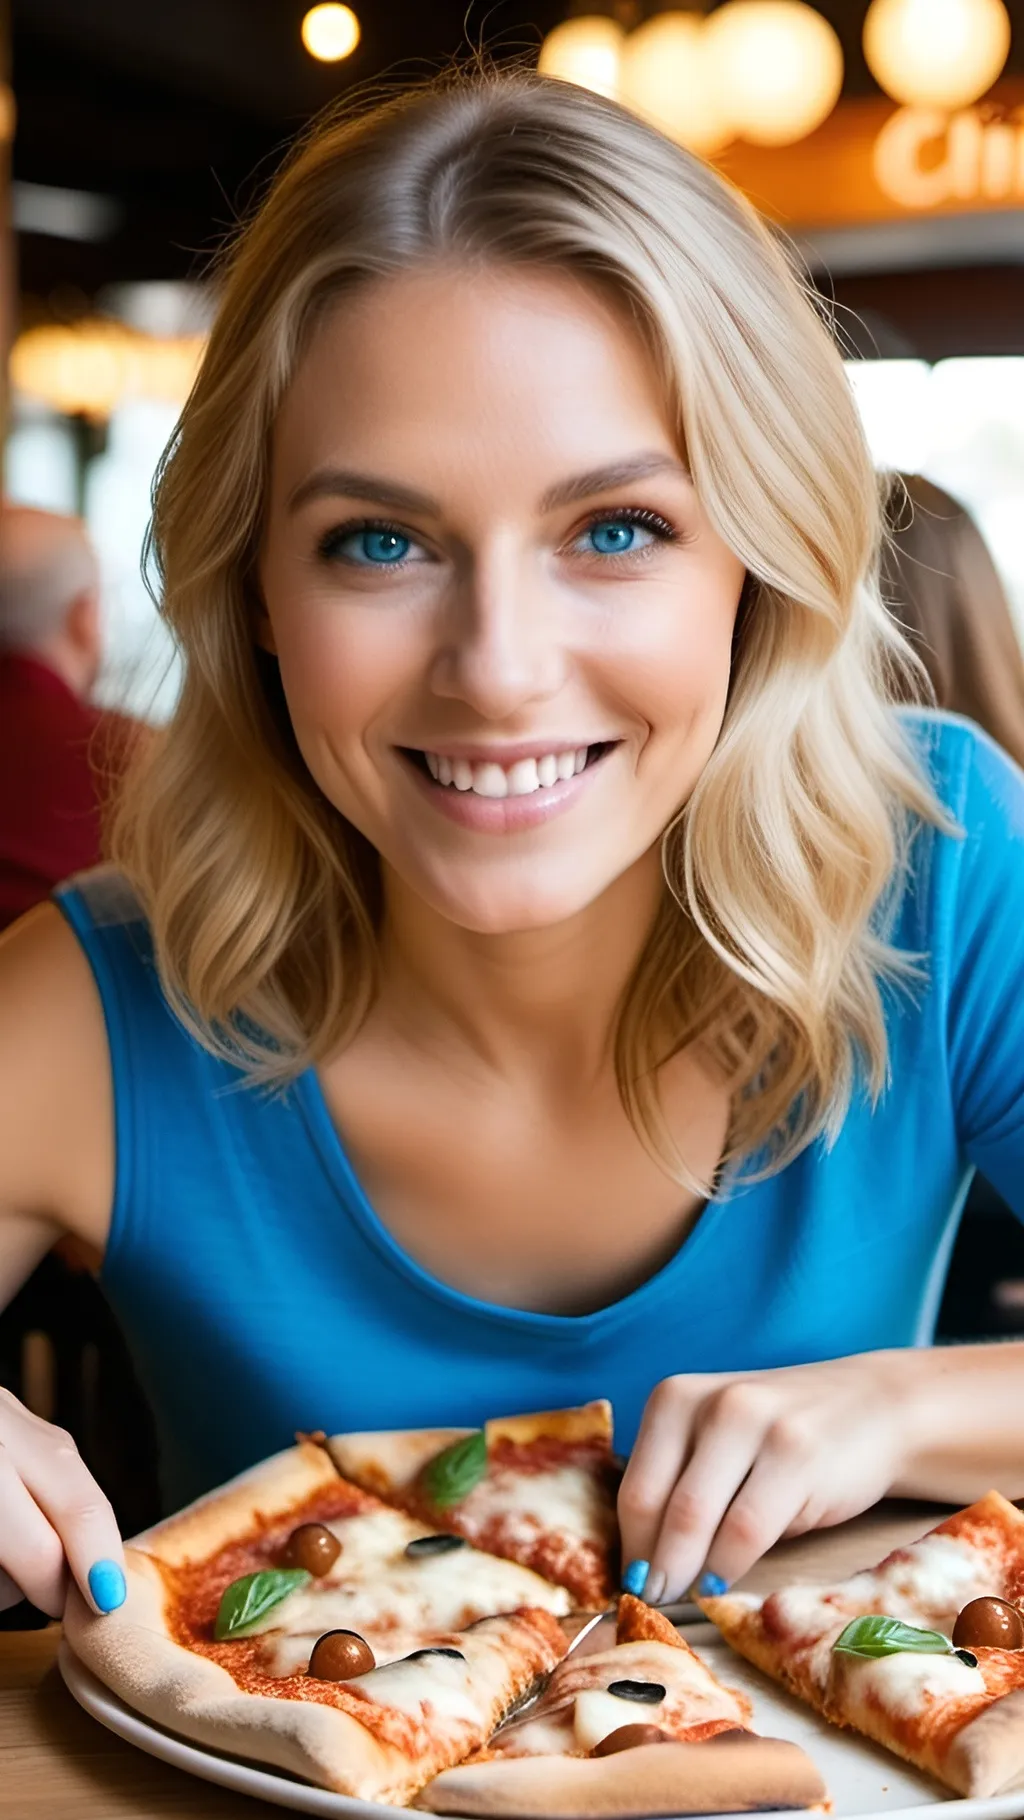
[537,16,625,99]
[619,12,733,156]
[11,322,205,422]
[706,1,844,146]
[863,0,1010,111]
[301,4,361,63]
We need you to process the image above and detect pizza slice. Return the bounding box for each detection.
[417,1594,828,1816]
[63,1439,571,1800]
[328,1400,620,1608]
[699,1489,1024,1797]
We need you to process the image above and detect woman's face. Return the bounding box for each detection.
[260,265,746,933]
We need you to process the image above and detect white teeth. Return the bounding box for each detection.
[473,762,509,798]
[421,745,600,796]
[507,758,539,797]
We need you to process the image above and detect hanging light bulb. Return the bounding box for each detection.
[863,0,1010,111]
[706,1,844,146]
[301,5,361,63]
[537,16,625,99]
[620,12,733,155]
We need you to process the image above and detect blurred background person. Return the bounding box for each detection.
[883,473,1024,770]
[0,504,138,929]
[0,507,154,1603]
[880,472,1024,1347]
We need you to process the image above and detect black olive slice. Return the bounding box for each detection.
[404,1646,466,1661]
[955,1649,979,1667]
[404,1534,466,1558]
[607,1679,666,1703]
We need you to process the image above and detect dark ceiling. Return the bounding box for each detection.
[10,0,1024,344]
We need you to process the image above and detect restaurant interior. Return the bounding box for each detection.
[1,0,1024,1588]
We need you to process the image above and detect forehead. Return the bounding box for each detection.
[269,264,678,492]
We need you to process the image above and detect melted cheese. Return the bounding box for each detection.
[346,1653,483,1723]
[838,1651,987,1722]
[573,1688,663,1752]
[492,1636,745,1759]
[460,1466,605,1547]
[766,1531,1007,1695]
[254,1507,570,1677]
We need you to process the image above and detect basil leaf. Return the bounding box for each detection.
[214,1569,311,1640]
[421,1431,487,1509]
[833,1616,954,1660]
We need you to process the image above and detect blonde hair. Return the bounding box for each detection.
[113,66,948,1192]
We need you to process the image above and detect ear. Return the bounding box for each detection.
[65,588,101,658]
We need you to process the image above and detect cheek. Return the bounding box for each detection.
[269,594,410,753]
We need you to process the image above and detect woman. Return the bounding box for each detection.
[1,69,1022,1629]
[883,471,1024,771]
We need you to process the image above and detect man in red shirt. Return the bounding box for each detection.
[0,504,138,930]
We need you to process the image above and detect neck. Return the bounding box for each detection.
[375,846,667,1091]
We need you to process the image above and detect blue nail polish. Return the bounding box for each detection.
[622,1559,650,1596]
[697,1571,728,1597]
[88,1560,126,1613]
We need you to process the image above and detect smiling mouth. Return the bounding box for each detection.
[400,742,617,800]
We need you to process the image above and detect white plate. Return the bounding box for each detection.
[58,1629,1024,1820]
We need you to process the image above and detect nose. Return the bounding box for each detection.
[429,540,568,719]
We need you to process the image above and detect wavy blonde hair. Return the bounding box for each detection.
[113,66,948,1193]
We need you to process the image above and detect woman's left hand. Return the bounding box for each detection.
[617,1353,916,1606]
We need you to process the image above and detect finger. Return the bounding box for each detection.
[0,1565,29,1613]
[648,1394,771,1601]
[618,1379,704,1598]
[0,1454,69,1617]
[701,1446,811,1590]
[11,1419,126,1614]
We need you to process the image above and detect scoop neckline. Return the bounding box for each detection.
[295,1066,739,1341]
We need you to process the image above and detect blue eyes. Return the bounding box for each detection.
[318,511,669,570]
[328,528,412,565]
[586,519,654,556]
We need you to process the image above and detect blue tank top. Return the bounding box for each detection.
[55,712,1024,1515]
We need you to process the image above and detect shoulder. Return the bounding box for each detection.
[898,707,1022,819]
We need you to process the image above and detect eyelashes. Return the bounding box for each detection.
[314,504,682,571]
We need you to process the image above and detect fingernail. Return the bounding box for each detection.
[697,1571,728,1597]
[644,1569,666,1606]
[88,1560,126,1614]
[621,1559,650,1596]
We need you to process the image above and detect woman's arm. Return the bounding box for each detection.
[618,1343,1024,1606]
[0,904,126,1616]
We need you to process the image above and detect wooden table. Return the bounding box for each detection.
[0,1502,960,1819]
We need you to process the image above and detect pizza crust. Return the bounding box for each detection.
[327,1428,473,1500]
[484,1404,614,1450]
[945,1689,1024,1798]
[62,1549,416,1800]
[129,1440,341,1567]
[416,1735,828,1816]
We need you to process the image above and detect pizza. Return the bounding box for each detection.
[328,1399,620,1607]
[418,1594,828,1815]
[698,1489,1024,1797]
[63,1438,572,1802]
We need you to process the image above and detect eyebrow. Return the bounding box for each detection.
[287,452,691,520]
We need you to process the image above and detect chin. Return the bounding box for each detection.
[419,865,609,936]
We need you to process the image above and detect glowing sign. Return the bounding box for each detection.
[874,104,1024,208]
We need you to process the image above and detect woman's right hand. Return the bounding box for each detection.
[0,1386,126,1617]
